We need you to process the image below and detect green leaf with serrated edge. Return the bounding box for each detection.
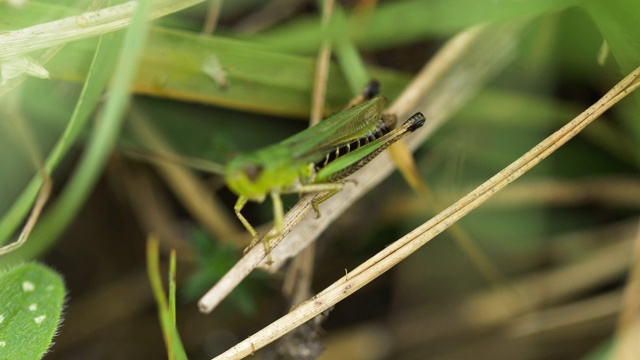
[0,263,65,359]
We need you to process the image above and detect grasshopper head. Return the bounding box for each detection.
[225,157,269,202]
[225,147,308,202]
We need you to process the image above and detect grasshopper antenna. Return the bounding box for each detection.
[121,144,226,175]
[343,79,381,110]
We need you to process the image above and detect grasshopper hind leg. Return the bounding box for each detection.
[311,190,339,218]
[293,182,348,218]
[310,179,358,218]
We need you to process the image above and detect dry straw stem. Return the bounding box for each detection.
[208,50,640,360]
[202,0,223,35]
[387,177,640,216]
[469,177,640,208]
[198,22,518,314]
[610,222,640,360]
[509,290,622,339]
[309,0,335,127]
[466,227,636,327]
[285,0,336,307]
[0,174,50,255]
[369,221,638,349]
[0,97,51,255]
[114,159,196,261]
[0,0,204,95]
[0,0,104,96]
[0,0,205,60]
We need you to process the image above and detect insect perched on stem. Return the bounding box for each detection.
[127,85,425,260]
[224,94,426,257]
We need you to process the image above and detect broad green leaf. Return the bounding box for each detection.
[0,263,65,359]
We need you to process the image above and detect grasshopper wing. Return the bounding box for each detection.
[281,96,388,164]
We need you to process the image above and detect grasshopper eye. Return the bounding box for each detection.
[243,164,263,183]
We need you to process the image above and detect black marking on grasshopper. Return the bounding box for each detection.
[313,114,396,173]
[319,112,426,182]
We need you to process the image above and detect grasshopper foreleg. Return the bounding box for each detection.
[235,196,257,240]
[237,192,282,264]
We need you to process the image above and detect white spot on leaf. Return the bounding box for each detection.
[8,0,27,8]
[22,281,35,292]
[34,315,46,325]
[28,304,37,311]
[0,315,4,324]
[0,341,6,347]
[202,54,229,89]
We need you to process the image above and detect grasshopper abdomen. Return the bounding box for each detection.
[314,114,397,173]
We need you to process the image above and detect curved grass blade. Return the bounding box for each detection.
[0,19,121,251]
[0,0,152,263]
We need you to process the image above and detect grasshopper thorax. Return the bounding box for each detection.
[224,148,312,202]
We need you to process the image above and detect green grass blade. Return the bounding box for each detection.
[0,28,122,251]
[581,338,612,360]
[582,0,640,75]
[0,0,152,262]
[582,0,640,153]
[331,4,371,95]
[146,237,187,360]
[252,0,583,52]
[0,2,412,117]
[169,250,177,324]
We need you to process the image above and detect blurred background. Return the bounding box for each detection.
[0,0,639,359]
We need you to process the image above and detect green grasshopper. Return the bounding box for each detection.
[223,95,426,253]
[128,92,425,255]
